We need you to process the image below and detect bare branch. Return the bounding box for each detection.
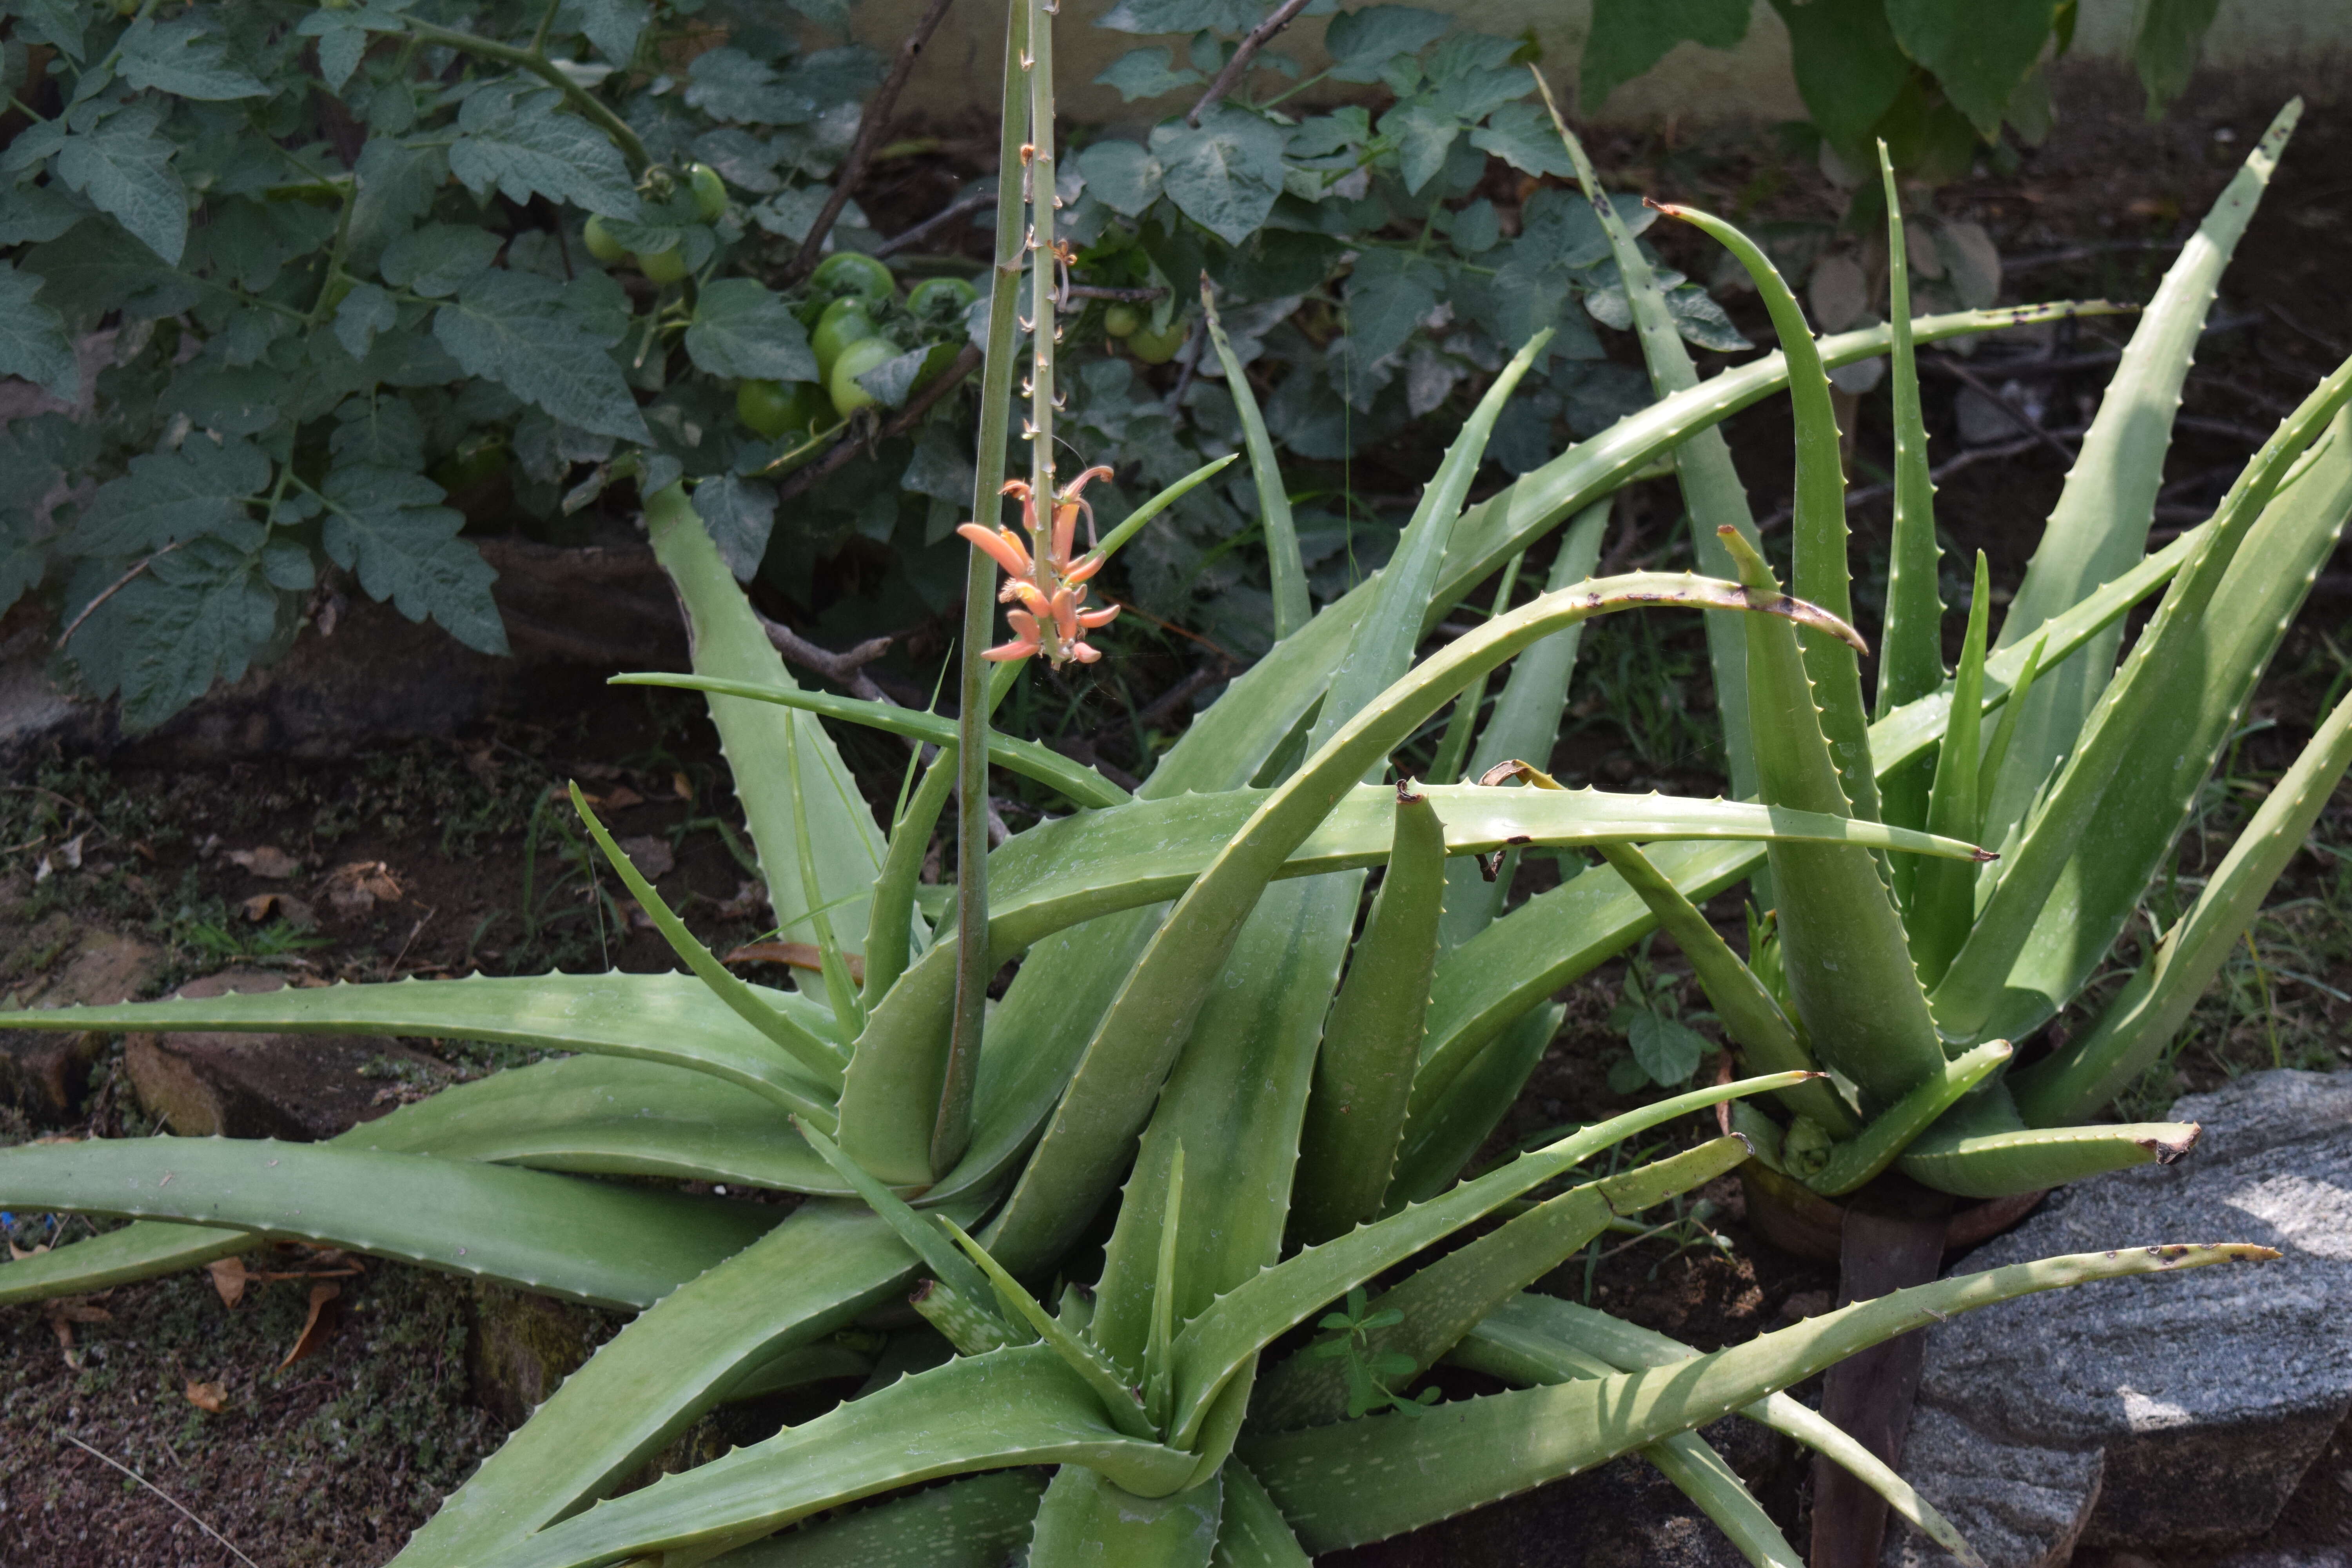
[876,188,994,258]
[755,614,895,705]
[771,341,985,505]
[783,0,958,284]
[1186,0,1314,127]
[55,543,180,650]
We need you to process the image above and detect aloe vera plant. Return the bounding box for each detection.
[0,23,2295,1568]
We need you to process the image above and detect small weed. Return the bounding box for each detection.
[1311,1287,1439,1419]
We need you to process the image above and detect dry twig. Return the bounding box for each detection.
[1186,0,1314,126]
[61,1434,261,1568]
[782,0,958,283]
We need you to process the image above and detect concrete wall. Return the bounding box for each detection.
[852,0,2352,127]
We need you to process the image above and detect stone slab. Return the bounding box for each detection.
[1882,1070,2352,1565]
[0,930,166,1120]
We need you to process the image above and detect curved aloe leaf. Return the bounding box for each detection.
[391,1200,947,1567]
[714,1471,1047,1566]
[4,973,842,1130]
[1453,1293,1986,1568]
[470,1345,1198,1568]
[1031,1464,1223,1568]
[1241,1243,2276,1552]
[1437,503,1608,949]
[648,483,888,960]
[1205,283,1307,643]
[1163,1075,1812,1450]
[797,1122,1001,1315]
[2015,684,2352,1122]
[1254,1136,1751,1432]
[1662,204,1876,824]
[1987,103,2301,849]
[612,675,1131,808]
[1717,526,1945,1110]
[1210,1461,1312,1566]
[1804,1041,2011,1197]
[1292,787,1449,1242]
[987,571,1858,1249]
[1538,81,1765,799]
[1933,376,2352,1044]
[0,1138,777,1309]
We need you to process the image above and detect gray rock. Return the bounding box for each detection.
[2214,1553,2352,1568]
[1882,1070,2352,1566]
[0,929,167,1119]
[1881,1406,2102,1568]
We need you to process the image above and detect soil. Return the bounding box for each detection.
[2,58,2350,1568]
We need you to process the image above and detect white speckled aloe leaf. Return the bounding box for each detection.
[702,1471,1048,1567]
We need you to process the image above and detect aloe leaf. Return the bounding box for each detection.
[0,1221,252,1306]
[1645,1432,1809,1568]
[613,675,1129,808]
[1242,1242,2276,1552]
[989,570,1858,1264]
[1932,377,2352,1044]
[1,972,840,1128]
[1987,102,2301,850]
[1312,328,1553,762]
[1453,1294,1987,1568]
[471,1346,1196,1568]
[1978,412,2352,1047]
[1803,1041,2012,1196]
[1141,303,2115,815]
[1973,633,2044,840]
[0,1138,776,1310]
[2016,686,2352,1122]
[1089,453,1242,565]
[796,1122,1002,1316]
[1661,203,1877,824]
[784,721,868,1037]
[864,740,957,1005]
[1031,1464,1223,1568]
[1537,81,1765,799]
[354,1053,838,1190]
[647,483,888,960]
[1254,1135,1752,1432]
[1384,1000,1563,1207]
[1427,552,1525,787]
[1907,552,1994,987]
[940,1218,1157,1439]
[712,1471,1047,1566]
[1593,840,1851,1134]
[573,783,849,1089]
[1087,873,1357,1363]
[1205,283,1308,642]
[1210,1461,1313,1566]
[1163,1073,1812,1449]
[1292,786,1450,1242]
[1715,526,1946,1109]
[1438,502,1609,949]
[390,1200,958,1566]
[1144,1141,1189,1426]
[1899,1101,2201,1199]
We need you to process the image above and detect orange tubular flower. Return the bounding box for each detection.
[957,463,1125,669]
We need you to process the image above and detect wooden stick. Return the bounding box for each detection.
[1186,0,1314,127]
[784,0,958,284]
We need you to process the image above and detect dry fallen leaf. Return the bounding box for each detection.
[279,1281,342,1369]
[7,1240,49,1262]
[672,771,693,801]
[724,941,866,985]
[617,834,674,878]
[601,784,645,809]
[324,860,403,915]
[227,846,299,879]
[184,1379,228,1414]
[44,1296,112,1367]
[207,1256,248,1309]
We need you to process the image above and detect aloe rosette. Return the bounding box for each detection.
[0,21,2301,1568]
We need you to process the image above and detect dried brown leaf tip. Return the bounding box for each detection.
[43,1295,112,1367]
[208,1256,249,1309]
[184,1378,229,1414]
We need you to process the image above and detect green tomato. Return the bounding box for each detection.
[737,378,828,440]
[906,276,978,325]
[637,245,691,284]
[810,251,896,307]
[1128,317,1189,365]
[583,215,628,264]
[1102,303,1142,338]
[811,298,880,379]
[687,162,727,221]
[828,337,900,417]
